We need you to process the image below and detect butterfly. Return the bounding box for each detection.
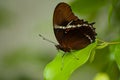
[53,2,97,52]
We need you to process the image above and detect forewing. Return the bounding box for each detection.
[53,2,78,27]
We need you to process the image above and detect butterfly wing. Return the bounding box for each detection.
[53,2,78,49]
[53,2,78,26]
[62,22,96,50]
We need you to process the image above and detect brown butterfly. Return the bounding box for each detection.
[53,2,97,52]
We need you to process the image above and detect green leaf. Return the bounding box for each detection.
[114,44,120,69]
[44,41,97,80]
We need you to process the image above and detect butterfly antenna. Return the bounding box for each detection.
[39,34,58,45]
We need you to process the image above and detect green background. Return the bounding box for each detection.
[0,0,120,80]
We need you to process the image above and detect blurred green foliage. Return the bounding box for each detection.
[0,8,14,27]
[71,0,108,15]
[0,0,120,80]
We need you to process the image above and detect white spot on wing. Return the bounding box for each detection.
[83,24,88,26]
[84,34,92,43]
[77,24,82,27]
